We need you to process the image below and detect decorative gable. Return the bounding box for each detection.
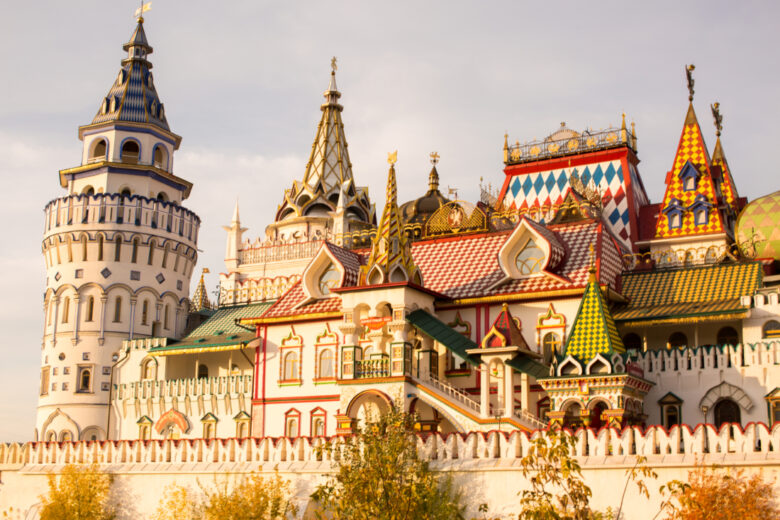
[494,216,567,288]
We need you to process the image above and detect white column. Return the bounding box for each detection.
[51,297,60,348]
[480,366,489,418]
[129,297,137,340]
[520,373,530,417]
[504,364,515,418]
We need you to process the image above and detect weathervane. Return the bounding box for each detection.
[331,56,338,73]
[135,1,152,21]
[685,64,695,102]
[430,151,440,166]
[387,150,398,166]
[711,102,723,137]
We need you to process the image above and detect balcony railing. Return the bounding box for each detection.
[354,358,389,379]
[115,375,252,401]
[237,240,323,266]
[505,126,635,165]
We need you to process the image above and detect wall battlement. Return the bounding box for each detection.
[1,422,777,471]
[635,341,780,375]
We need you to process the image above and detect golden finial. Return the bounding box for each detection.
[430,151,440,166]
[387,150,398,166]
[685,64,695,102]
[621,113,626,130]
[331,56,338,73]
[711,102,723,137]
[588,243,596,269]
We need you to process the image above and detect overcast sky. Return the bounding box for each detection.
[1,1,779,441]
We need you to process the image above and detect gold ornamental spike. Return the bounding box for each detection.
[686,64,695,102]
[387,150,398,165]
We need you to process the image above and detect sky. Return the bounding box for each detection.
[1,1,779,441]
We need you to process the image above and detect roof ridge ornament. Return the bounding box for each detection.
[686,64,695,102]
[134,1,152,23]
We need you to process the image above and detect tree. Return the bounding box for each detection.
[39,464,115,520]
[517,429,655,520]
[658,464,780,520]
[312,408,464,520]
[153,473,298,520]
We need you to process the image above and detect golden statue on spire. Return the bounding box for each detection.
[711,102,723,137]
[331,56,338,72]
[387,150,398,166]
[685,64,695,102]
[430,151,440,166]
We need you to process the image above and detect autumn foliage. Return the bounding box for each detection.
[659,464,779,520]
[38,464,115,520]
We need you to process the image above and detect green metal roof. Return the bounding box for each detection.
[186,302,273,338]
[507,356,550,379]
[407,309,480,366]
[149,302,272,355]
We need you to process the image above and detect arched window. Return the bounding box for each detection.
[285,411,300,438]
[131,238,139,263]
[283,351,299,381]
[515,238,544,275]
[153,146,168,170]
[90,139,107,162]
[319,349,334,379]
[156,191,168,202]
[114,236,122,261]
[622,333,642,351]
[85,296,95,322]
[120,140,140,164]
[162,243,170,268]
[82,186,95,196]
[197,364,209,379]
[684,250,695,266]
[318,264,340,295]
[563,402,583,429]
[113,297,122,323]
[139,424,151,440]
[81,234,88,261]
[542,332,561,364]
[61,297,70,323]
[97,234,104,261]
[312,417,325,437]
[716,326,739,346]
[668,332,688,349]
[714,399,741,428]
[45,431,57,442]
[78,368,91,392]
[141,300,149,325]
[60,431,73,442]
[763,320,780,339]
[704,247,719,264]
[141,359,155,380]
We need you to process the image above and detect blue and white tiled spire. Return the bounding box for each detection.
[91,17,170,131]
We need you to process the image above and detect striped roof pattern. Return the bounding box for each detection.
[564,272,625,362]
[654,104,723,238]
[613,262,760,322]
[90,20,170,131]
[260,282,343,320]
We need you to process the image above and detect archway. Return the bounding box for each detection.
[714,399,741,428]
[345,390,393,429]
[562,401,583,429]
[589,401,609,430]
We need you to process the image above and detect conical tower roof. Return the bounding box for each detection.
[190,269,212,312]
[360,156,421,285]
[710,103,740,212]
[563,267,624,362]
[654,69,725,240]
[90,18,170,131]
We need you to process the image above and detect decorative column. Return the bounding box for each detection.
[480,367,489,418]
[503,363,514,419]
[129,297,137,340]
[51,297,60,348]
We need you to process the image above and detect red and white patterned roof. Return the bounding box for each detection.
[323,242,363,287]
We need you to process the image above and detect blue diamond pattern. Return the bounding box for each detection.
[545,172,556,191]
[533,175,544,192]
[621,211,630,224]
[581,168,591,185]
[608,209,621,225]
[511,178,522,197]
[522,176,533,195]
[591,165,604,185]
[604,163,616,184]
[557,170,568,190]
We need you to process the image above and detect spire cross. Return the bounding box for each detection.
[430,151,440,166]
[685,64,695,102]
[711,102,723,137]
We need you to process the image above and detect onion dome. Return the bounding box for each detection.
[736,190,780,261]
[91,17,170,131]
[399,156,450,225]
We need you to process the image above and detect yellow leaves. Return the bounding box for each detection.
[38,464,115,520]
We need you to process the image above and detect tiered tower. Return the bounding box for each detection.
[37,17,200,441]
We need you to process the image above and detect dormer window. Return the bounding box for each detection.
[318,263,340,296]
[694,209,707,226]
[662,198,684,230]
[669,213,681,229]
[688,194,712,228]
[515,238,544,275]
[678,161,700,192]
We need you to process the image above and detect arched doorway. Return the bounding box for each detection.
[563,402,583,429]
[714,399,741,428]
[346,390,393,429]
[589,401,609,430]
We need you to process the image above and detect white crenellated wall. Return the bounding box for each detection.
[0,423,778,519]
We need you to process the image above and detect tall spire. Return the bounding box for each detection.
[273,59,373,226]
[191,269,212,312]
[90,17,170,131]
[360,153,421,286]
[654,65,724,240]
[710,102,740,209]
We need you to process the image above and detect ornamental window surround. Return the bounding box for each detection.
[515,238,544,275]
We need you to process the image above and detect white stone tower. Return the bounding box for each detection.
[37,17,200,441]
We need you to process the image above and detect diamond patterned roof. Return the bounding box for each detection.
[90,20,170,131]
[563,271,625,362]
[654,104,724,239]
[711,137,739,210]
[736,190,780,261]
[613,262,761,322]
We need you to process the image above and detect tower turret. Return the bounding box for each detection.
[38,17,201,442]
